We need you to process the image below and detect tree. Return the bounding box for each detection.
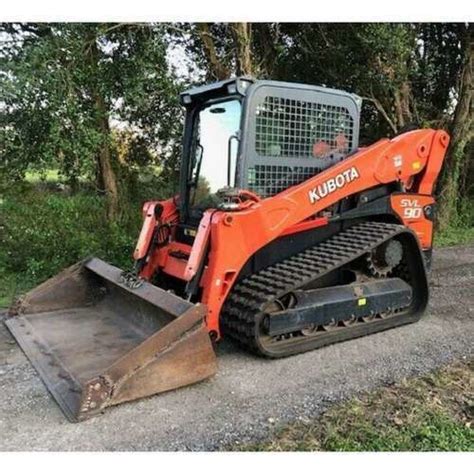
[230,23,254,76]
[174,23,265,81]
[438,25,473,230]
[1,23,182,219]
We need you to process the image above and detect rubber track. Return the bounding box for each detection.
[221,221,420,357]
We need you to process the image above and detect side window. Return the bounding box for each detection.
[255,96,354,159]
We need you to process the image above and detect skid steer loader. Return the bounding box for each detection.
[6,77,449,421]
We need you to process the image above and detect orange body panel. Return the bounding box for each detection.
[279,216,329,237]
[136,129,449,338]
[162,242,191,279]
[136,197,180,280]
[390,194,435,249]
[184,211,213,281]
[133,201,160,260]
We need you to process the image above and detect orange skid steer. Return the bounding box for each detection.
[6,77,449,421]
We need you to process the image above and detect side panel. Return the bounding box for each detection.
[390,193,435,249]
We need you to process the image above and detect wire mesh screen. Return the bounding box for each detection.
[255,96,354,159]
[248,164,322,198]
[247,94,356,197]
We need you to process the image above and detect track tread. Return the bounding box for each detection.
[220,221,423,357]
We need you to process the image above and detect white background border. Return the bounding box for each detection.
[0,0,472,470]
[1,0,473,22]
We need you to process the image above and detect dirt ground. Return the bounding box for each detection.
[0,244,473,451]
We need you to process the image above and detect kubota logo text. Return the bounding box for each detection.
[308,167,360,204]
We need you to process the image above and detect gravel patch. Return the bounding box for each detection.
[0,244,473,451]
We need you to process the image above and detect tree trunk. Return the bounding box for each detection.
[94,93,120,221]
[252,23,279,78]
[196,23,230,80]
[438,27,473,231]
[394,81,413,129]
[88,35,120,221]
[231,23,254,76]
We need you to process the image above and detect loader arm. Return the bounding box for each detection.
[197,129,449,337]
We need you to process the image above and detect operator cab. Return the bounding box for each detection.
[177,77,362,240]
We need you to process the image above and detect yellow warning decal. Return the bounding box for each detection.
[412,161,421,170]
[357,298,367,306]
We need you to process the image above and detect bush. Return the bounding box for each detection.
[435,198,474,247]
[0,187,143,293]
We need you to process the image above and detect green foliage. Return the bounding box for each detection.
[0,187,141,294]
[0,23,183,189]
[0,176,177,307]
[435,227,474,247]
[435,198,474,247]
[413,24,468,121]
[271,24,467,141]
[0,272,17,308]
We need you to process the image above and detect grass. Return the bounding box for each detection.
[24,169,61,183]
[0,186,143,308]
[434,199,474,247]
[0,273,18,308]
[435,226,474,247]
[235,360,474,451]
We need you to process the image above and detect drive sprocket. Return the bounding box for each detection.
[365,239,403,277]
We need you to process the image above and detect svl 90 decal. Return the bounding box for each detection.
[399,198,423,219]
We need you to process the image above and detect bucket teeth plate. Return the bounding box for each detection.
[5,258,217,421]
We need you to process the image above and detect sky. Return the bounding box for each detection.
[198,99,241,192]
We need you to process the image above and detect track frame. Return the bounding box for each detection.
[221,221,429,357]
